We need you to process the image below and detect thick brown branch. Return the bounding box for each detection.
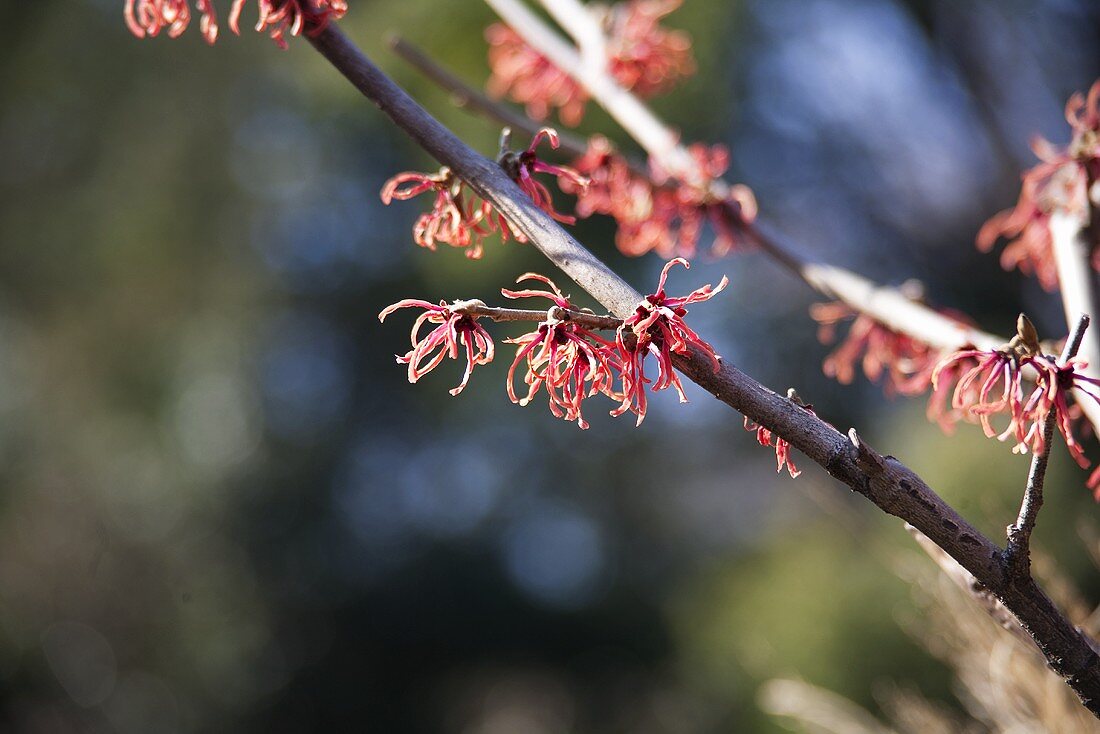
[306,25,1100,715]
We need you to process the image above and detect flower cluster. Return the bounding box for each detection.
[485,24,589,126]
[381,167,510,259]
[124,0,347,46]
[977,80,1100,290]
[485,0,694,124]
[233,0,347,48]
[562,136,757,259]
[603,0,696,98]
[810,300,940,395]
[502,275,621,429]
[126,0,218,43]
[378,260,727,428]
[378,299,495,397]
[810,294,983,431]
[744,391,815,478]
[932,315,1100,495]
[382,129,586,259]
[612,258,727,423]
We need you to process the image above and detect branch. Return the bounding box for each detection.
[305,24,1100,715]
[1005,314,1091,579]
[451,299,622,330]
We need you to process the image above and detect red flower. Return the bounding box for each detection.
[810,299,954,395]
[922,352,980,433]
[229,0,347,48]
[978,79,1100,289]
[561,135,642,219]
[486,24,589,125]
[605,0,696,98]
[378,299,495,396]
[502,128,589,225]
[613,257,727,423]
[502,275,620,429]
[382,167,516,259]
[125,0,346,45]
[931,316,1100,478]
[565,137,757,259]
[125,0,219,44]
[743,392,815,478]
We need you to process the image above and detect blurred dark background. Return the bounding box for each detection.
[1,0,1099,731]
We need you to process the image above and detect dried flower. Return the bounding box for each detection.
[125,0,219,44]
[378,299,494,396]
[604,0,695,98]
[613,257,727,423]
[502,128,589,225]
[502,274,620,429]
[486,23,589,125]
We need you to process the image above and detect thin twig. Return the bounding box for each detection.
[451,299,622,330]
[1005,314,1092,580]
[305,24,1100,714]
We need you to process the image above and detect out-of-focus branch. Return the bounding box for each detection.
[386,35,590,156]
[1052,209,1100,432]
[486,0,695,177]
[305,24,1100,714]
[906,524,1033,646]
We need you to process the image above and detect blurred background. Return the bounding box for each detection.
[1,0,1099,731]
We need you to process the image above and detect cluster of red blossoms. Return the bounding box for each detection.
[124,0,347,47]
[810,297,981,432]
[378,259,727,428]
[561,136,758,259]
[817,300,1100,494]
[805,81,1100,496]
[380,129,587,259]
[932,316,1100,492]
[485,0,695,125]
[977,80,1100,290]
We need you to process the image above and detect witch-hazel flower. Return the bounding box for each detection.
[932,315,1100,496]
[378,299,495,396]
[502,274,620,429]
[501,128,589,225]
[613,257,728,423]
